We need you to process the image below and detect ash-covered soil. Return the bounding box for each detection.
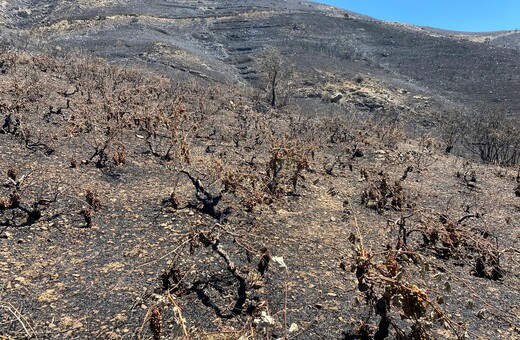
[0,48,519,340]
[2,0,520,116]
[1,1,520,339]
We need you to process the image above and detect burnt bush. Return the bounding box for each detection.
[439,108,520,166]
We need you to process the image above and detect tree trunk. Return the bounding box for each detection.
[270,70,277,107]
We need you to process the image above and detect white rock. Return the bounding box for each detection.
[272,256,287,269]
[289,323,299,333]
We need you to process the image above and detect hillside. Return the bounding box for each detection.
[2,0,520,114]
[1,1,520,339]
[420,27,520,51]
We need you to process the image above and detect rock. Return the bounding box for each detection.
[364,102,385,111]
[272,256,287,269]
[320,91,332,102]
[289,323,299,333]
[353,149,364,158]
[17,10,30,18]
[254,311,275,330]
[330,93,343,103]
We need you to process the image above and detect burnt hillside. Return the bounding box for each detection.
[1,1,519,339]
[2,0,520,114]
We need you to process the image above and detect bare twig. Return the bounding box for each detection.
[166,293,189,339]
[0,302,37,339]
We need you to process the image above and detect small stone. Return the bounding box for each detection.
[353,149,364,158]
[254,311,275,330]
[289,323,299,333]
[331,93,343,103]
[466,300,474,309]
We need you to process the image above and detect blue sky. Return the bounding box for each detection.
[317,1,520,32]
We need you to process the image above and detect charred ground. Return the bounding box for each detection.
[3,0,520,114]
[1,1,520,340]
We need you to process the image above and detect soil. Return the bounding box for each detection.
[0,1,519,340]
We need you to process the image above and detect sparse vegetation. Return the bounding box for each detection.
[439,108,520,165]
[1,8,520,340]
